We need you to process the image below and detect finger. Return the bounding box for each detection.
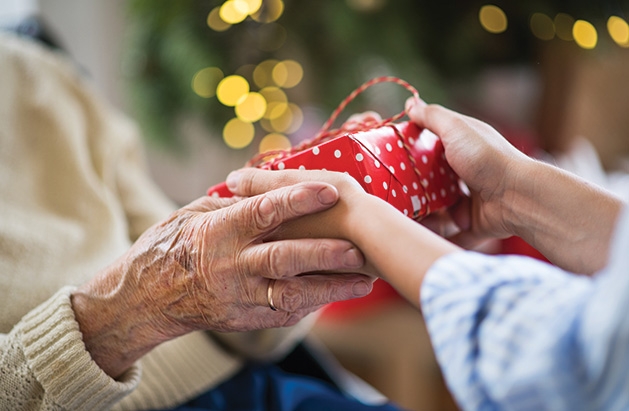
[241,238,366,279]
[226,167,360,198]
[183,195,241,213]
[259,274,374,313]
[405,98,469,143]
[227,181,340,236]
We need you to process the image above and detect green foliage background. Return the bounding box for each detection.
[123,0,627,148]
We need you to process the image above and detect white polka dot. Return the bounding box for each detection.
[374,160,381,168]
[299,165,306,170]
[397,140,404,148]
[403,185,408,193]
[412,182,418,190]
[313,146,320,155]
[431,193,437,201]
[383,182,388,190]
[422,197,427,204]
[451,184,456,192]
[392,189,397,197]
[385,143,393,152]
[404,209,409,216]
[389,166,395,174]
[375,147,381,155]
[408,137,415,145]
[334,149,342,158]
[441,188,446,197]
[421,179,428,187]
[278,162,286,170]
[421,155,428,164]
[439,167,445,175]
[364,175,372,184]
[400,162,406,171]
[210,191,219,198]
[356,153,364,161]
[429,171,434,179]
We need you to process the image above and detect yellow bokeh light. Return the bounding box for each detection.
[479,5,508,34]
[216,75,250,107]
[608,16,629,47]
[207,7,231,31]
[260,87,288,119]
[223,118,255,149]
[267,101,289,120]
[270,103,303,133]
[272,60,304,88]
[243,0,263,14]
[220,0,249,24]
[259,133,291,153]
[259,86,287,104]
[530,13,554,41]
[554,13,574,41]
[191,67,224,98]
[235,92,267,122]
[253,59,279,88]
[251,0,284,23]
[573,20,597,49]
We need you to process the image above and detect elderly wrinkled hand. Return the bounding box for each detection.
[71,181,373,378]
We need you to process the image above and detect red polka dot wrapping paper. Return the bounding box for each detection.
[207,121,462,221]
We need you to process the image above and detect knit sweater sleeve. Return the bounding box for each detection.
[0,287,141,411]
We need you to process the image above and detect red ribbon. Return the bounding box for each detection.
[247,76,420,167]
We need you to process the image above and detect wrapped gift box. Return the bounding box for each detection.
[207,120,461,220]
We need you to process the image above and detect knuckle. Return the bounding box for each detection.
[267,242,294,278]
[278,281,306,313]
[250,194,281,231]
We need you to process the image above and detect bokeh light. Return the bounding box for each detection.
[554,13,574,41]
[220,0,250,24]
[479,5,507,34]
[191,67,224,98]
[243,0,263,15]
[530,13,554,41]
[223,118,255,149]
[272,60,304,88]
[259,86,288,119]
[259,133,291,153]
[235,92,267,122]
[253,59,280,88]
[269,103,303,133]
[207,7,231,31]
[251,0,284,23]
[608,16,629,47]
[573,20,598,49]
[216,75,250,106]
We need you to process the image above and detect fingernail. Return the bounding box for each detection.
[352,281,371,297]
[343,248,364,268]
[317,186,338,205]
[226,171,240,192]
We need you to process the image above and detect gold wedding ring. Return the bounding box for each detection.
[267,279,278,311]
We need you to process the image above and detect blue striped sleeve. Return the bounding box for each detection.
[420,209,629,411]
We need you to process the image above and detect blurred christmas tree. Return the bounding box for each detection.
[122,0,628,150]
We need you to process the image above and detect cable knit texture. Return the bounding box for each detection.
[0,32,309,410]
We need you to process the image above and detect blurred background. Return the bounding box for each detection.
[3,0,629,409]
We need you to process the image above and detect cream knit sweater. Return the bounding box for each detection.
[0,33,309,410]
